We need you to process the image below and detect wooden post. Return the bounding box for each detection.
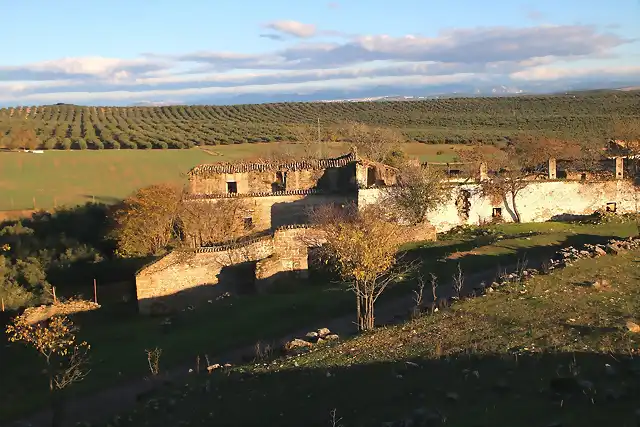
[1,297,5,312]
[93,279,98,304]
[52,286,57,304]
[33,196,36,210]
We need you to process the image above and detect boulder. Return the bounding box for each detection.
[317,327,331,338]
[284,338,313,352]
[626,320,640,333]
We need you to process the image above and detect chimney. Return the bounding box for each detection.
[479,162,488,181]
[615,157,624,180]
[548,158,556,180]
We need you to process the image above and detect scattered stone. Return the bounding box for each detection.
[594,246,607,256]
[626,320,640,333]
[324,334,340,341]
[283,338,313,352]
[305,331,319,339]
[591,279,611,291]
[206,364,220,373]
[317,327,331,338]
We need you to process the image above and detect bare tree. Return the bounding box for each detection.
[311,202,413,331]
[452,263,464,299]
[385,164,449,225]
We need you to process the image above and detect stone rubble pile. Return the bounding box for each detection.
[547,236,640,271]
[22,299,100,324]
[487,235,640,290]
[283,327,339,354]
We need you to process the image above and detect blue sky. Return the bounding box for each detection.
[1,0,639,105]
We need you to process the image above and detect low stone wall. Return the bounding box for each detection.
[135,227,326,314]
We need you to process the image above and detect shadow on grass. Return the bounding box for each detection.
[95,350,640,427]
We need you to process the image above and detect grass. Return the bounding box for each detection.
[100,243,640,427]
[1,221,637,423]
[0,143,461,211]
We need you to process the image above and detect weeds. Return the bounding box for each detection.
[452,263,464,299]
[145,347,162,376]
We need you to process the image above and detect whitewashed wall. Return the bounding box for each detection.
[358,180,640,233]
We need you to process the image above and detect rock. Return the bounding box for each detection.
[591,279,611,290]
[324,334,339,341]
[206,364,220,373]
[626,320,640,333]
[594,246,607,256]
[605,243,624,255]
[317,327,331,337]
[283,338,313,352]
[305,331,319,339]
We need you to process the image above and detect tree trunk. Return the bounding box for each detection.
[511,192,521,223]
[355,293,363,331]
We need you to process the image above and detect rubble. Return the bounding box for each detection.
[21,298,100,324]
[486,236,640,291]
[283,328,339,353]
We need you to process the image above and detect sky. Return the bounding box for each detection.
[1,0,639,106]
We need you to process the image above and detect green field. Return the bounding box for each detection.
[0,143,461,210]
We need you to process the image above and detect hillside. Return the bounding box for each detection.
[1,91,639,148]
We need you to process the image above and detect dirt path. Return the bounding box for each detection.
[4,260,533,427]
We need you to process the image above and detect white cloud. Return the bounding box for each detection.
[0,23,636,105]
[263,20,317,38]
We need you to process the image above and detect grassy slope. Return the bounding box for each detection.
[105,242,640,427]
[1,221,637,422]
[0,143,460,211]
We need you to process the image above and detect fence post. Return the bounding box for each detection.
[93,279,98,304]
[1,297,4,312]
[52,286,57,304]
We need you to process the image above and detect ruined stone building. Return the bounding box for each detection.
[136,151,406,314]
[136,151,639,315]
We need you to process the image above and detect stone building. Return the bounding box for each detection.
[136,150,639,315]
[136,150,415,314]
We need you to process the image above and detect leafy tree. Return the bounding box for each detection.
[61,138,72,150]
[178,199,252,247]
[110,184,183,257]
[8,127,39,150]
[312,203,410,331]
[385,164,449,225]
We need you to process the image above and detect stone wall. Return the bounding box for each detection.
[136,237,274,314]
[188,152,359,195]
[358,180,640,233]
[194,193,356,232]
[136,227,326,314]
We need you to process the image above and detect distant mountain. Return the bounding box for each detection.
[151,80,640,107]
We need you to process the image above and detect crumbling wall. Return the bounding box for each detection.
[197,193,355,231]
[358,180,640,233]
[136,238,274,314]
[136,227,327,314]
